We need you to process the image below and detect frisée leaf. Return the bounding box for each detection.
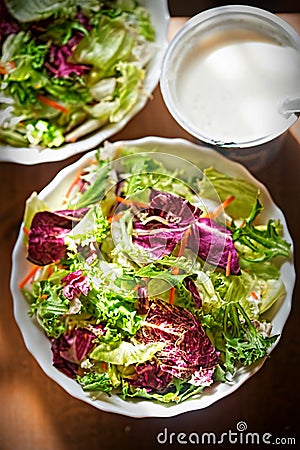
[223,302,278,374]
[77,372,114,393]
[231,198,291,263]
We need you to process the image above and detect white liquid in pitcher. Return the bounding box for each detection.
[175,30,300,143]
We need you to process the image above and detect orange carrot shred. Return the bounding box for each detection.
[171,266,179,275]
[23,227,30,236]
[169,286,175,305]
[226,251,232,277]
[37,95,68,114]
[209,195,235,220]
[251,291,259,300]
[0,61,15,74]
[115,196,148,208]
[107,212,124,223]
[133,284,140,291]
[19,265,41,289]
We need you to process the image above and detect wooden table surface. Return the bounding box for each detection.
[1,14,300,450]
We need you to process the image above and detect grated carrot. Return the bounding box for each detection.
[133,284,140,292]
[226,251,232,277]
[19,265,41,289]
[115,196,148,208]
[250,291,259,300]
[0,61,15,74]
[37,95,68,114]
[107,212,124,223]
[23,226,30,236]
[208,195,235,220]
[169,286,175,305]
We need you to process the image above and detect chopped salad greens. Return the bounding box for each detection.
[0,0,156,148]
[20,144,291,404]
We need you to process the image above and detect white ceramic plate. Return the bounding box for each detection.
[0,1,169,165]
[10,137,295,417]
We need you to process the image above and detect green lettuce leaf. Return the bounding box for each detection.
[89,340,164,366]
[239,259,281,280]
[120,151,190,199]
[121,378,204,404]
[80,288,141,339]
[110,62,144,123]
[1,32,49,108]
[259,279,286,315]
[84,63,144,124]
[135,5,156,42]
[72,15,133,77]
[74,161,110,209]
[0,129,28,147]
[200,167,259,219]
[208,269,286,319]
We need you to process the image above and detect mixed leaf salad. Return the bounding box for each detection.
[19,143,291,404]
[0,0,156,148]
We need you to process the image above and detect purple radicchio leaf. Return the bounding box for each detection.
[136,286,150,315]
[184,276,202,308]
[132,189,202,259]
[189,218,241,275]
[189,367,216,387]
[132,189,240,275]
[27,208,88,266]
[51,326,103,378]
[61,270,90,300]
[135,299,219,382]
[127,359,172,393]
